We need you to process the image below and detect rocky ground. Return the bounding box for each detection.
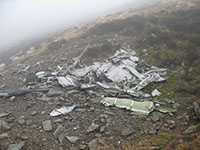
[1,0,200,150]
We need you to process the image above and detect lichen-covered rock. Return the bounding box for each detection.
[193,102,200,119]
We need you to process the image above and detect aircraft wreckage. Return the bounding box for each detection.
[0,45,176,115]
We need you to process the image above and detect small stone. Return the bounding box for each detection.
[150,112,161,122]
[99,114,108,118]
[104,111,115,116]
[183,122,188,126]
[0,133,8,139]
[42,120,52,131]
[64,116,71,120]
[47,89,64,97]
[54,125,64,137]
[70,147,79,150]
[143,49,148,53]
[121,128,134,136]
[95,133,102,138]
[0,120,10,131]
[31,111,37,116]
[100,118,106,123]
[183,125,197,134]
[88,139,98,150]
[90,107,95,111]
[164,123,168,127]
[86,123,99,133]
[174,103,181,108]
[167,120,175,128]
[21,135,29,140]
[66,136,80,143]
[26,120,32,125]
[59,97,65,101]
[193,102,200,119]
[138,142,143,146]
[105,118,112,127]
[144,130,148,134]
[164,99,174,104]
[10,96,16,101]
[105,132,110,136]
[54,119,63,123]
[100,126,105,133]
[185,115,190,122]
[150,116,160,122]
[0,84,6,89]
[16,117,26,125]
[60,58,67,61]
[80,144,86,150]
[76,108,87,112]
[58,133,65,145]
[40,95,51,102]
[41,111,46,115]
[98,138,106,145]
[67,90,80,94]
[146,118,151,121]
[192,116,198,120]
[25,72,38,84]
[0,112,9,118]
[179,139,183,143]
[177,116,183,120]
[148,130,156,135]
[59,147,64,150]
[8,141,25,150]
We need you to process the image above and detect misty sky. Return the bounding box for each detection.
[0,0,135,47]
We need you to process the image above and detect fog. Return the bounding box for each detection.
[0,0,154,48]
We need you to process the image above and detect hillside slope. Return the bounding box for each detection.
[0,0,200,150]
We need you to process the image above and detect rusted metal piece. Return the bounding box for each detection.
[73,43,90,61]
[0,88,49,97]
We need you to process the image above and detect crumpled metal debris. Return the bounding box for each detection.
[23,45,172,115]
[70,62,100,77]
[154,103,177,113]
[105,64,133,82]
[36,71,46,79]
[55,48,166,98]
[80,84,96,90]
[57,76,77,88]
[50,105,76,117]
[101,97,154,115]
[151,89,161,97]
[101,97,176,114]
